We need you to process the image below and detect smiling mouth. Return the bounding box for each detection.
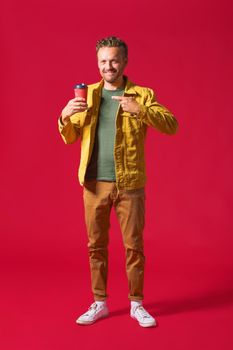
[104,71,116,74]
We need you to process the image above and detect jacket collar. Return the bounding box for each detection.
[124,77,137,94]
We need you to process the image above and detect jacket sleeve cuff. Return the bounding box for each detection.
[58,116,67,133]
[59,116,64,125]
[137,105,149,122]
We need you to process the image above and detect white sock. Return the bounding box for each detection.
[131,300,142,310]
[95,300,106,307]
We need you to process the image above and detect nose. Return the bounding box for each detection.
[106,61,113,70]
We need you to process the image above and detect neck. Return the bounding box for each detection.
[103,76,125,90]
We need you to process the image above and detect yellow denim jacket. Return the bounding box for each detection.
[58,77,178,190]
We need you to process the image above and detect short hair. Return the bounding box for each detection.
[96,36,128,58]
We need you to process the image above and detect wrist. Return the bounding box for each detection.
[61,114,70,125]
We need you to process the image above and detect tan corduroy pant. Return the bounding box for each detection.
[83,180,146,301]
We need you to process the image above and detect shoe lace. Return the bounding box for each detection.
[135,306,151,319]
[85,302,98,316]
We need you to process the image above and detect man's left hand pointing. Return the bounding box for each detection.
[112,96,141,115]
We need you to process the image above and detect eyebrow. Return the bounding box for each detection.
[100,58,119,62]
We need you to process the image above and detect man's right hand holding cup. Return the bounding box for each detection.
[61,97,88,125]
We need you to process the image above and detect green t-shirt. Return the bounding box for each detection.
[85,87,124,181]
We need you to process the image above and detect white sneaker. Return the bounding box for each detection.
[131,305,157,328]
[76,302,109,325]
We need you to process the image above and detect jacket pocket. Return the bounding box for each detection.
[122,113,141,132]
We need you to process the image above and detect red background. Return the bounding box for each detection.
[1,0,233,349]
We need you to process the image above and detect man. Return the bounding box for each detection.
[58,36,178,328]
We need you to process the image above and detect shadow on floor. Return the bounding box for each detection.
[108,288,233,318]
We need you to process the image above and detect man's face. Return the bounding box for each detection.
[97,46,128,84]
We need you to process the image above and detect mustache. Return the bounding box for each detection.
[103,69,117,73]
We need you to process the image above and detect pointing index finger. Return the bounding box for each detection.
[111,96,124,101]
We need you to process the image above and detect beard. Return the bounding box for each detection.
[101,68,124,83]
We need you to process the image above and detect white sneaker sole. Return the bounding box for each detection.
[76,312,109,325]
[139,320,157,328]
[131,314,157,328]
